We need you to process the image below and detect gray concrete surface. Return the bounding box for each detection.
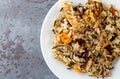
[0,0,58,79]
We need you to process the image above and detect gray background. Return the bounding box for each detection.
[0,0,58,79]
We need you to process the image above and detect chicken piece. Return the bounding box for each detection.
[62,2,81,27]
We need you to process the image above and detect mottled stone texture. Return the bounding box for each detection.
[0,0,58,79]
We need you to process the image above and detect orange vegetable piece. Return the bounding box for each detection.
[73,64,83,73]
[89,12,95,23]
[60,32,72,44]
[83,12,95,22]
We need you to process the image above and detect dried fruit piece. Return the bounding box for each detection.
[75,39,85,45]
[105,45,113,54]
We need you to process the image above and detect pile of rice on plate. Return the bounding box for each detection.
[52,0,120,78]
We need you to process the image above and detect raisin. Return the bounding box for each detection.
[75,39,85,45]
[73,7,78,11]
[105,45,113,54]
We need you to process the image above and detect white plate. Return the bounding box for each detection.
[40,0,120,79]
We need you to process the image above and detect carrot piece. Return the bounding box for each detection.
[73,64,83,73]
[60,32,72,44]
[89,12,95,23]
[83,12,95,22]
